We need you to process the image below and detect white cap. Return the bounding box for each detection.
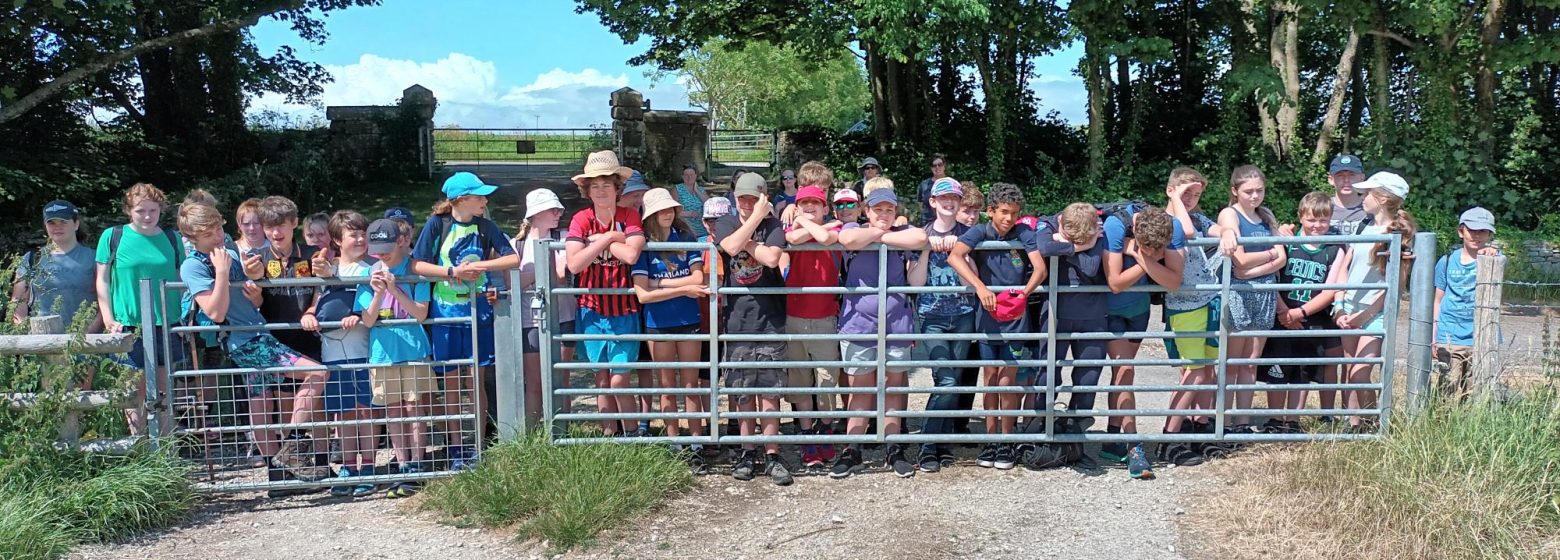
[525,189,564,219]
[1354,172,1410,200]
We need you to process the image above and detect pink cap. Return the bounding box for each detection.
[796,185,827,203]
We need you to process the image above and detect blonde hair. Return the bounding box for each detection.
[178,202,225,237]
[236,198,262,222]
[863,176,894,194]
[1228,165,1279,231]
[1368,191,1417,277]
[798,161,833,188]
[1167,167,1206,190]
[124,183,167,215]
[961,186,985,210]
[1059,203,1100,243]
[1298,191,1333,219]
[182,188,217,208]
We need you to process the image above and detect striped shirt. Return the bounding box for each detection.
[567,206,644,316]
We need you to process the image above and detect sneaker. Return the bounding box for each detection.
[800,437,822,469]
[687,451,710,475]
[330,466,355,497]
[451,447,480,472]
[993,444,1016,470]
[632,427,652,438]
[917,450,941,473]
[1161,443,1205,467]
[1261,418,1286,433]
[1284,420,1304,433]
[732,450,756,481]
[273,437,329,482]
[1099,442,1130,464]
[764,453,794,486]
[1127,444,1155,480]
[815,442,836,466]
[386,464,422,498]
[937,445,956,467]
[352,465,377,497]
[829,446,862,479]
[976,443,999,468]
[886,445,915,478]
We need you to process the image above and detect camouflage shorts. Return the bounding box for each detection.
[722,341,788,400]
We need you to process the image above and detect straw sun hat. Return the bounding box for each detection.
[572,150,634,186]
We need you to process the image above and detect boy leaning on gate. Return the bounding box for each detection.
[1433,207,1500,401]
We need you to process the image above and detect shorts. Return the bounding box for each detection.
[577,308,642,374]
[115,324,189,370]
[1257,334,1328,384]
[785,316,840,405]
[229,334,308,395]
[646,323,701,335]
[521,320,578,354]
[1227,278,1276,331]
[371,364,438,406]
[430,312,496,374]
[1166,303,1219,369]
[1106,312,1150,344]
[722,341,787,400]
[840,341,910,376]
[323,359,375,413]
[1334,300,1387,333]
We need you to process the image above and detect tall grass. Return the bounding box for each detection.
[1188,391,1560,559]
[420,434,692,550]
[0,451,193,560]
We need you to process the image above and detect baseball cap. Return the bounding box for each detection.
[1353,171,1410,200]
[1459,207,1496,233]
[622,170,650,194]
[796,185,827,203]
[365,218,402,256]
[702,197,732,219]
[442,172,499,199]
[524,188,564,219]
[1329,154,1364,175]
[858,157,881,170]
[733,172,766,199]
[993,290,1026,322]
[865,188,898,207]
[929,178,963,198]
[383,207,414,224]
[833,188,861,203]
[42,200,79,222]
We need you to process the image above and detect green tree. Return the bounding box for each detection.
[666,38,870,131]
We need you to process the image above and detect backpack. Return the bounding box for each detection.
[1094,201,1148,237]
[105,225,183,272]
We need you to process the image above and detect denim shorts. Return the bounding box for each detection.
[323,359,376,413]
[114,325,189,370]
[1105,312,1150,344]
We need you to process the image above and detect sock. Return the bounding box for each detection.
[1106,424,1122,434]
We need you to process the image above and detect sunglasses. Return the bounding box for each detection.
[834,202,858,209]
[782,176,796,180]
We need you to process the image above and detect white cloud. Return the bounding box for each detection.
[249,53,689,128]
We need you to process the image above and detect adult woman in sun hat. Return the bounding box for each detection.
[513,187,576,426]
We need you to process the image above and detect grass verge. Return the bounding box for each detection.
[419,434,693,550]
[1183,390,1560,559]
[0,450,193,560]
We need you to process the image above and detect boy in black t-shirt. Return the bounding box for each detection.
[256,196,324,361]
[1260,192,1346,432]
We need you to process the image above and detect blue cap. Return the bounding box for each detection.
[383,207,414,224]
[442,172,499,199]
[865,188,898,207]
[1329,154,1363,175]
[623,170,650,194]
[929,178,963,198]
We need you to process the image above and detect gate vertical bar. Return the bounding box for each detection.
[495,267,524,440]
[875,243,888,444]
[1378,234,1404,435]
[138,278,160,445]
[471,276,484,452]
[158,280,176,437]
[706,238,720,447]
[536,239,557,441]
[1044,256,1059,439]
[1404,232,1437,418]
[1213,254,1232,437]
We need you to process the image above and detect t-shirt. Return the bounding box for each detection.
[516,230,576,329]
[1435,251,1478,346]
[180,249,264,352]
[785,222,842,320]
[413,214,515,319]
[257,241,321,359]
[1340,224,1388,312]
[95,226,183,328]
[1043,237,1108,321]
[355,258,432,364]
[565,207,644,317]
[18,244,96,323]
[713,213,787,333]
[1103,206,1187,318]
[956,222,1037,334]
[918,221,974,317]
[1330,197,1369,236]
[320,260,370,362]
[674,184,708,239]
[1167,211,1220,311]
[631,229,705,329]
[838,223,917,345]
[1278,243,1341,327]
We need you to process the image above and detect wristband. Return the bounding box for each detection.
[446,266,455,279]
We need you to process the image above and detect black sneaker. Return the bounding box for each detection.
[917,450,941,473]
[829,446,862,479]
[993,444,1016,470]
[976,443,999,468]
[687,450,710,475]
[1261,418,1286,433]
[1100,442,1131,464]
[937,445,956,467]
[273,436,329,482]
[886,445,915,478]
[1160,443,1205,467]
[765,453,794,486]
[732,450,756,481]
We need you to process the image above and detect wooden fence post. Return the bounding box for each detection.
[27,315,80,446]
[1472,255,1506,398]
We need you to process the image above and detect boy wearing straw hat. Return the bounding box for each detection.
[565,151,648,437]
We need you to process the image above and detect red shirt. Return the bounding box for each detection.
[567,206,644,316]
[785,224,841,320]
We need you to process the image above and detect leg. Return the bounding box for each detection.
[994,367,1018,434]
[651,340,681,436]
[387,398,410,465]
[1344,335,1383,425]
[677,340,706,438]
[784,329,816,431]
[885,370,910,436]
[594,370,617,434]
[844,368,875,435]
[249,391,279,457]
[981,366,1002,434]
[522,352,543,428]
[1225,337,1256,426]
[759,395,783,456]
[1105,337,1143,433]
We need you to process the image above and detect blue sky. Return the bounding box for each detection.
[249,1,1087,128]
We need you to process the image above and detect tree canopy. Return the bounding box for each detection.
[664,38,871,131]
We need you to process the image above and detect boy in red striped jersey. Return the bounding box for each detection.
[565,151,648,437]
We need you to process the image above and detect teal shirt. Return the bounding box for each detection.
[94,226,183,328]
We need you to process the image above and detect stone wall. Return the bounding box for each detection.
[1522,239,1560,276]
[325,84,437,179]
[611,87,711,183]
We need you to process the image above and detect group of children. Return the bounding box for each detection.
[47,149,1491,496]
